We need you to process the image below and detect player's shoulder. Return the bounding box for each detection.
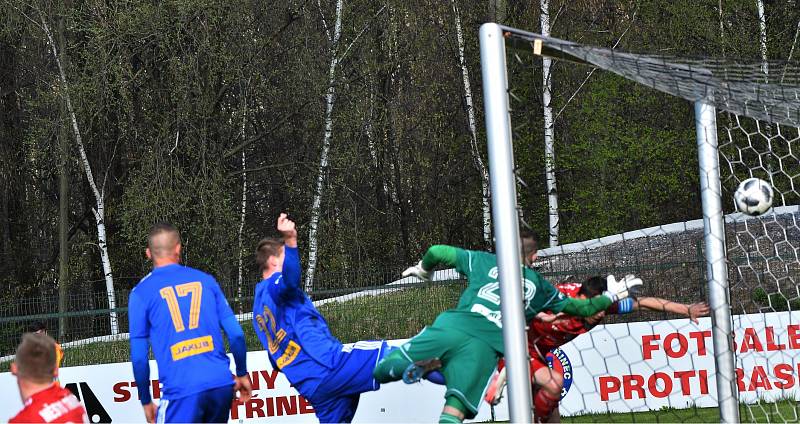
[464,249,496,265]
[130,270,156,300]
[161,264,220,289]
[179,264,217,282]
[133,270,154,288]
[8,407,34,423]
[522,266,548,284]
[8,397,37,423]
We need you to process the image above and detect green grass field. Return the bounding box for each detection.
[0,282,465,373]
[560,400,799,423]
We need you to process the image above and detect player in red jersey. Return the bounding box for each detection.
[485,276,709,423]
[9,332,88,423]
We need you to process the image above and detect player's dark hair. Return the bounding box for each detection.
[147,222,181,257]
[15,333,57,384]
[579,276,607,297]
[256,237,284,273]
[520,228,539,258]
[27,321,47,334]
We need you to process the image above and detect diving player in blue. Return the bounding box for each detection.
[129,223,253,423]
[252,213,389,423]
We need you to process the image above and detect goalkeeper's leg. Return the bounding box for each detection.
[373,348,412,383]
[437,336,498,423]
[373,326,447,384]
[373,347,443,384]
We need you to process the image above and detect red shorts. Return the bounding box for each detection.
[496,351,549,377]
[529,353,548,374]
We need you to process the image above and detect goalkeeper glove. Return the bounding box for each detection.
[402,261,432,282]
[603,274,643,302]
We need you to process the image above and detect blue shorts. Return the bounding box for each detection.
[308,340,388,423]
[156,384,234,423]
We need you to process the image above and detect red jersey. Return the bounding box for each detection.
[9,384,88,423]
[528,282,619,354]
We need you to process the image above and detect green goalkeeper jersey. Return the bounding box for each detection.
[427,246,570,355]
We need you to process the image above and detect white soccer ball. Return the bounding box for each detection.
[734,177,774,216]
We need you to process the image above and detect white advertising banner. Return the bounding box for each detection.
[0,341,502,423]
[555,311,800,415]
[1,311,798,422]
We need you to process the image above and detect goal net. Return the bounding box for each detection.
[480,23,800,423]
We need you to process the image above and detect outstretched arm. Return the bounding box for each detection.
[560,295,613,317]
[422,245,458,269]
[636,297,709,323]
[402,245,460,281]
[269,213,303,301]
[558,275,644,317]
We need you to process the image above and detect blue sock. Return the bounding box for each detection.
[426,370,446,385]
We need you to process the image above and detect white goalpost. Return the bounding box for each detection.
[479,23,535,423]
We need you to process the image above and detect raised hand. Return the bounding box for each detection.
[276,213,298,247]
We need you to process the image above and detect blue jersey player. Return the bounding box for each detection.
[252,213,390,423]
[129,223,253,423]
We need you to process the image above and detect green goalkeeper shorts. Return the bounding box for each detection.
[399,325,499,418]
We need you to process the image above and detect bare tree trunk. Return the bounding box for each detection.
[490,0,506,23]
[306,0,343,293]
[385,12,400,206]
[58,111,70,339]
[452,0,491,246]
[236,108,247,313]
[42,17,118,335]
[365,78,389,197]
[540,0,559,246]
[783,21,800,83]
[756,0,769,77]
[56,10,69,340]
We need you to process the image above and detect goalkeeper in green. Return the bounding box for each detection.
[373,230,642,423]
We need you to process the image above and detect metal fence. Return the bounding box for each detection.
[0,238,707,370]
[2,222,794,372]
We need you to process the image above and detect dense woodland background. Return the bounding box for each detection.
[1,0,799,319]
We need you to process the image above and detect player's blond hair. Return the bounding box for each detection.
[15,332,57,384]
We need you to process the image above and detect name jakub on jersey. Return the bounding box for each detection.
[170,335,214,360]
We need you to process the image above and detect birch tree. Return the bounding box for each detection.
[541,0,559,246]
[41,16,119,335]
[364,79,390,197]
[452,0,491,245]
[305,2,386,291]
[237,101,248,313]
[306,0,344,293]
[756,0,769,77]
[56,7,70,340]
